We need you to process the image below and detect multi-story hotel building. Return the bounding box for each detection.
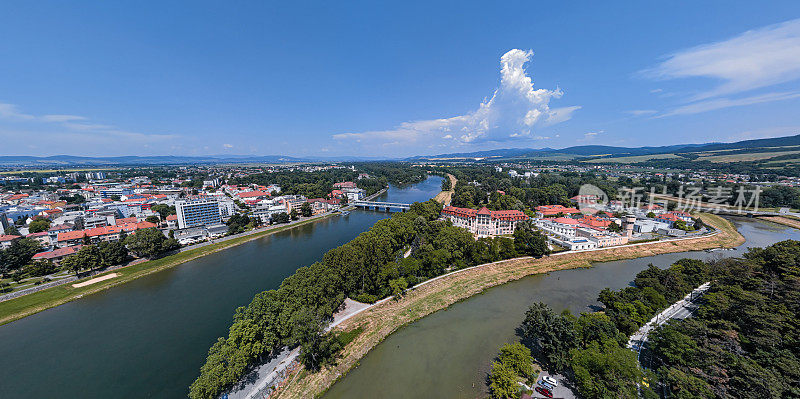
[175,198,222,229]
[441,206,528,237]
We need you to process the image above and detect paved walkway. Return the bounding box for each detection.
[627,282,711,352]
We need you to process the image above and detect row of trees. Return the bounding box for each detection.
[189,200,550,399]
[1,228,179,285]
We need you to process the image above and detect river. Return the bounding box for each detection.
[0,176,444,399]
[323,218,800,399]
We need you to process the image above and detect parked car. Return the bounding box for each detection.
[537,379,555,391]
[535,386,553,398]
[542,375,559,387]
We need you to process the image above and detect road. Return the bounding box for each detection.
[627,282,711,353]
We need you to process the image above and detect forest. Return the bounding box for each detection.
[188,199,549,399]
[488,240,800,398]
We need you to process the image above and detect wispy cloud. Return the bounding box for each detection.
[641,19,800,117]
[625,109,657,116]
[333,49,578,149]
[40,114,87,122]
[0,103,34,120]
[658,91,800,117]
[0,103,180,146]
[643,18,800,101]
[579,130,602,142]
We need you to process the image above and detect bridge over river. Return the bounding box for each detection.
[351,200,411,212]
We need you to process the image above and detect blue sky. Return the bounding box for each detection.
[2,1,800,158]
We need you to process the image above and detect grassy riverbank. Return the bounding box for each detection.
[275,213,743,398]
[758,215,800,230]
[0,214,334,326]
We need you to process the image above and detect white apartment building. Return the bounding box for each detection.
[175,198,222,229]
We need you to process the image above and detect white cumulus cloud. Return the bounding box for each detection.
[333,49,578,149]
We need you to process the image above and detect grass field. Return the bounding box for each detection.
[275,213,742,399]
[695,150,800,163]
[582,153,682,163]
[0,214,331,326]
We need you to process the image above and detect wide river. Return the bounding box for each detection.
[0,176,444,399]
[324,218,800,398]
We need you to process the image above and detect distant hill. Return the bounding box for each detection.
[409,134,800,161]
[3,133,799,167]
[0,155,312,167]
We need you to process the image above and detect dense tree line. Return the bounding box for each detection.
[61,241,130,275]
[229,163,427,199]
[491,240,800,398]
[0,237,43,276]
[648,240,800,398]
[188,200,549,399]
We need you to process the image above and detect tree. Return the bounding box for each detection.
[28,218,51,234]
[488,361,518,399]
[124,228,178,258]
[498,342,534,378]
[25,259,58,277]
[513,221,550,257]
[97,241,130,266]
[272,212,290,224]
[226,214,250,234]
[289,209,299,221]
[0,238,42,274]
[570,340,643,398]
[300,202,312,217]
[61,245,104,275]
[389,277,407,299]
[607,222,623,233]
[145,215,160,224]
[291,308,342,371]
[646,211,656,218]
[521,303,578,372]
[150,204,176,219]
[5,224,20,236]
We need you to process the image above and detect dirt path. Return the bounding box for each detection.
[433,173,457,205]
[274,213,743,398]
[72,273,118,288]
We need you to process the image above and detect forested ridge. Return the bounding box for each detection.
[490,240,800,398]
[188,199,549,399]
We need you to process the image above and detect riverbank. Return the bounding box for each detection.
[274,213,743,398]
[758,215,800,230]
[433,173,457,205]
[0,212,339,326]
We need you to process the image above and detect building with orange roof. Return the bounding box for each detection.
[535,204,581,217]
[441,205,527,237]
[0,234,21,249]
[32,245,83,264]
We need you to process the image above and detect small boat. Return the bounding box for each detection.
[341,211,350,216]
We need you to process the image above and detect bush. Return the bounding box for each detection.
[353,293,378,304]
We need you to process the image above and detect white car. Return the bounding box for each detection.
[542,375,558,387]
